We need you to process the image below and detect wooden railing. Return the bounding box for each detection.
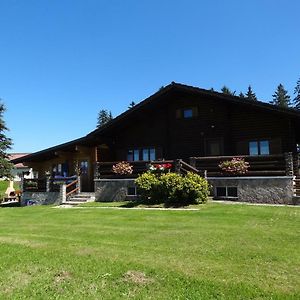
[96,160,173,178]
[23,179,47,192]
[190,154,288,177]
[178,159,206,177]
[66,179,79,197]
[23,176,78,193]
[95,159,202,179]
[49,177,77,192]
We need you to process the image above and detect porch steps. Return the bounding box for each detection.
[63,192,95,206]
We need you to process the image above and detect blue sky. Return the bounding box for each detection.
[0,0,299,153]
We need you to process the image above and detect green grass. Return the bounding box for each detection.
[0,181,9,198]
[79,200,208,209]
[0,203,299,299]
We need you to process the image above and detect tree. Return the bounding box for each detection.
[0,102,13,178]
[245,85,257,101]
[97,109,113,128]
[221,86,236,96]
[293,78,300,109]
[128,101,136,109]
[239,92,245,99]
[270,84,291,108]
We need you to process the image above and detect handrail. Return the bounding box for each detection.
[179,159,199,173]
[66,187,79,197]
[66,179,78,189]
[66,179,79,197]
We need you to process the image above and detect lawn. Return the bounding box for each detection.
[0,203,299,299]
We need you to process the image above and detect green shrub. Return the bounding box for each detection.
[135,171,210,206]
[135,172,161,204]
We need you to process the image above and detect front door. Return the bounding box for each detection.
[80,160,90,192]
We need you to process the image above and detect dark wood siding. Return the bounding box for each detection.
[96,90,299,161]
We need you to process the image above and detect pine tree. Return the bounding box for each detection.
[270,84,291,108]
[239,92,245,99]
[293,78,300,109]
[245,85,257,101]
[128,101,136,109]
[0,102,13,178]
[97,109,113,128]
[221,86,236,96]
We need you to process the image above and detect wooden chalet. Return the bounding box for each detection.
[12,82,300,199]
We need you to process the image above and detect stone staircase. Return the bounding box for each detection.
[63,192,95,206]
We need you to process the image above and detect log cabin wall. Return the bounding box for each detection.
[104,90,298,161]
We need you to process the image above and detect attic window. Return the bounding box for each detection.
[183,109,193,118]
[176,107,198,119]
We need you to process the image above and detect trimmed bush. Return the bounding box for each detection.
[134,172,161,204]
[135,171,210,206]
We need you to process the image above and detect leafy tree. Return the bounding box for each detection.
[293,78,300,109]
[128,101,136,109]
[245,85,257,101]
[97,109,113,128]
[270,84,291,108]
[0,101,13,178]
[221,86,236,96]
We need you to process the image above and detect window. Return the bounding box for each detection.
[249,140,270,155]
[127,187,137,196]
[143,148,156,161]
[215,186,238,199]
[127,149,139,161]
[80,161,88,175]
[176,106,198,119]
[127,148,156,161]
[183,109,193,118]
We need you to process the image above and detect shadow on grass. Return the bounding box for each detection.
[119,199,196,209]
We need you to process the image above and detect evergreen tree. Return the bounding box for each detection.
[221,86,236,96]
[245,85,257,101]
[239,92,245,99]
[0,102,13,178]
[128,101,136,109]
[270,84,291,108]
[293,78,300,109]
[97,109,113,128]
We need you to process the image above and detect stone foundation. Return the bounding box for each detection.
[94,179,136,202]
[208,176,294,204]
[21,192,61,206]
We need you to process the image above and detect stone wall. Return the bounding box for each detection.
[208,176,294,204]
[95,179,136,202]
[21,192,61,206]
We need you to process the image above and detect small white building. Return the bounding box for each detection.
[8,153,35,181]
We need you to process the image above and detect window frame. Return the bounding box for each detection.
[176,106,199,119]
[215,186,238,199]
[127,147,156,161]
[249,140,270,156]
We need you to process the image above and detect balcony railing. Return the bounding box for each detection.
[95,159,205,179]
[23,176,78,193]
[190,153,292,177]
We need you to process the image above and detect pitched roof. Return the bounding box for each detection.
[87,82,300,136]
[9,153,31,168]
[11,82,300,164]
